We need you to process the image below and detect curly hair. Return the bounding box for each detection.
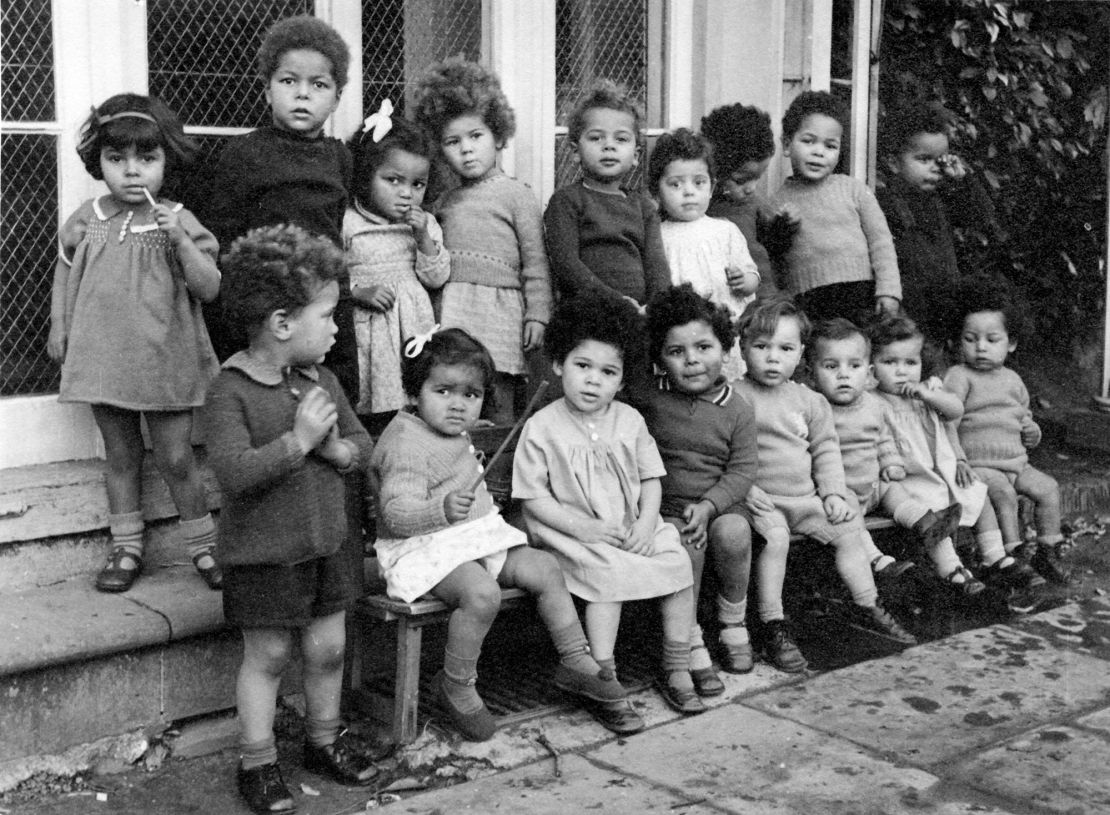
[220,224,345,337]
[646,284,735,362]
[544,294,646,375]
[951,275,1025,342]
[412,57,516,144]
[347,112,433,211]
[867,314,923,356]
[807,317,869,364]
[566,79,644,145]
[647,128,714,194]
[76,94,197,180]
[880,104,952,158]
[700,103,775,177]
[736,296,811,346]
[781,91,847,141]
[400,328,496,399]
[257,15,350,92]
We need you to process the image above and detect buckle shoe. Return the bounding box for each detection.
[237,762,295,813]
[95,547,142,593]
[303,729,381,785]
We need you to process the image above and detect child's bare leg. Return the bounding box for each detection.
[756,527,790,623]
[499,548,623,701]
[666,516,714,677]
[237,627,295,767]
[430,562,501,716]
[1015,467,1063,544]
[300,611,347,747]
[975,467,1022,549]
[708,514,753,669]
[972,499,1010,566]
[91,405,146,590]
[659,587,700,704]
[828,531,878,607]
[584,601,623,665]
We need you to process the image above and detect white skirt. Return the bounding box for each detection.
[375,509,527,603]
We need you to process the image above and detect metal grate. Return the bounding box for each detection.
[360,0,481,117]
[148,0,313,128]
[554,0,649,188]
[1,0,54,122]
[1,134,60,396]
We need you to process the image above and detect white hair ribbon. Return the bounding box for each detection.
[364,99,394,143]
[404,323,440,358]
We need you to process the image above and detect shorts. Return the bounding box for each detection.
[223,538,362,629]
[749,492,865,544]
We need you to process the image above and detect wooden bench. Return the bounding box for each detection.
[346,505,899,744]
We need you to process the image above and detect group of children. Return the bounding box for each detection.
[45,13,1071,814]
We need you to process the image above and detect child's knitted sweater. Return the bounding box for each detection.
[943,364,1039,474]
[830,390,904,507]
[733,377,848,499]
[637,377,758,518]
[769,174,901,302]
[435,171,551,324]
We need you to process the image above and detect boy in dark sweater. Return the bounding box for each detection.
[201,15,358,404]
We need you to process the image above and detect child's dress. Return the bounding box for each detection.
[876,388,987,526]
[59,197,219,409]
[434,171,551,376]
[370,410,526,602]
[342,205,450,414]
[659,215,759,380]
[512,399,692,602]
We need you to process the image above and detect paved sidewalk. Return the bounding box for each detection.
[20,594,1110,815]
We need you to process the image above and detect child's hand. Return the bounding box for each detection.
[1020,418,1041,449]
[874,296,900,316]
[623,519,656,556]
[897,381,928,400]
[353,284,396,313]
[937,153,967,181]
[402,204,429,236]
[955,460,978,488]
[726,266,760,296]
[523,320,546,352]
[47,322,67,363]
[881,464,906,482]
[293,386,338,454]
[578,518,626,548]
[151,203,187,244]
[443,489,476,523]
[823,494,855,523]
[745,485,776,514]
[316,425,352,469]
[775,202,801,228]
[680,501,713,549]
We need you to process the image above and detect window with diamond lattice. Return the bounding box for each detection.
[2,1,58,396]
[361,0,481,117]
[555,0,652,190]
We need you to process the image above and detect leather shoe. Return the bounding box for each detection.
[654,671,706,715]
[303,729,381,785]
[192,549,223,590]
[585,698,644,735]
[690,666,725,697]
[553,663,626,702]
[435,670,497,741]
[95,548,142,593]
[237,762,295,813]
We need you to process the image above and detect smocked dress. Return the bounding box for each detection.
[342,205,450,414]
[58,196,219,409]
[877,389,987,526]
[512,399,692,602]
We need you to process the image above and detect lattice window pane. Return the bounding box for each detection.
[148,0,313,128]
[1,0,55,122]
[1,134,60,396]
[555,0,649,188]
[361,0,481,117]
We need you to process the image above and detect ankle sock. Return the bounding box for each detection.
[304,715,341,748]
[976,529,1008,568]
[871,554,895,572]
[551,622,601,675]
[443,648,484,714]
[180,513,218,562]
[716,596,749,645]
[894,500,932,529]
[930,536,962,579]
[240,736,278,771]
[688,624,712,670]
[108,511,144,559]
[661,639,693,692]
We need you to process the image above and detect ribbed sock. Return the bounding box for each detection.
[108,511,144,558]
[716,596,750,646]
[442,648,484,714]
[977,529,1009,568]
[688,624,712,670]
[661,639,693,693]
[304,716,341,748]
[550,622,602,675]
[930,536,963,579]
[180,513,218,561]
[240,736,278,771]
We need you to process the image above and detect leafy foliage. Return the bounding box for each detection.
[879,0,1108,349]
